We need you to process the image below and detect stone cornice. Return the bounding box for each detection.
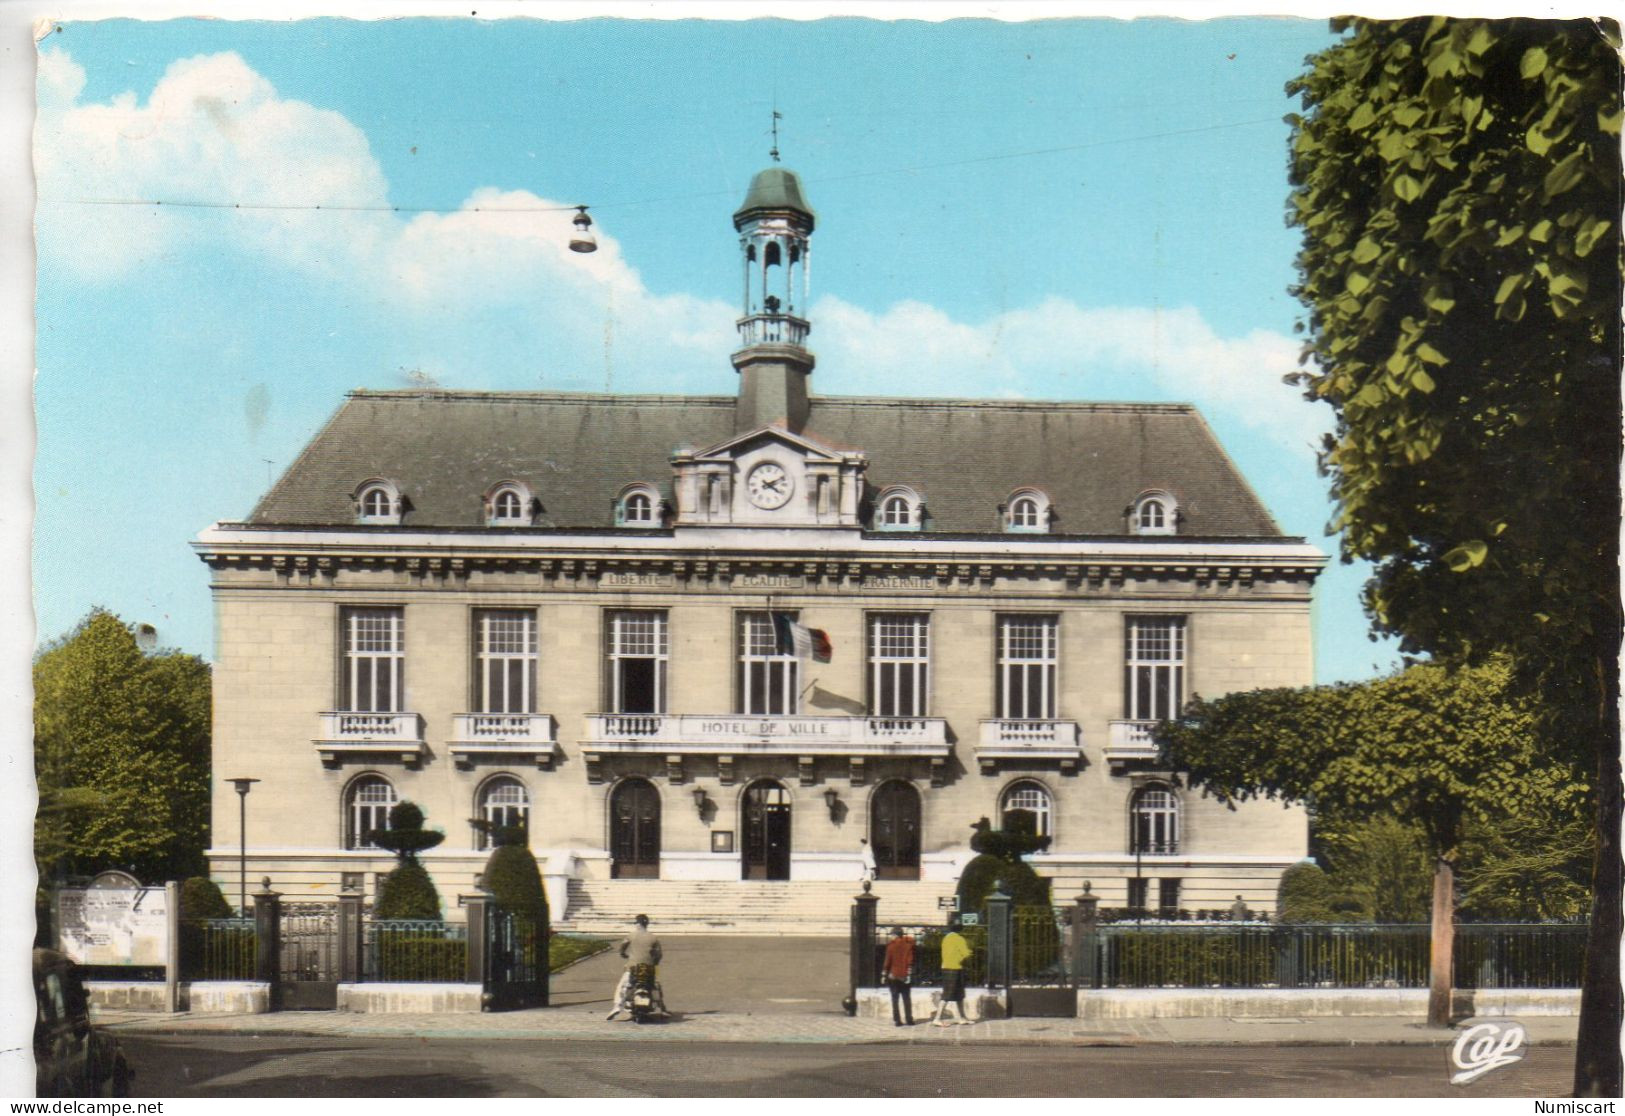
[193,525,1324,591]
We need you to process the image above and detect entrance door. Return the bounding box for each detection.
[610,778,661,879]
[742,781,792,880]
[871,780,921,880]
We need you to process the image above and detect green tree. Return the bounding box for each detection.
[1156,658,1578,1026]
[33,609,212,884]
[1314,815,1433,923]
[1284,16,1620,1093]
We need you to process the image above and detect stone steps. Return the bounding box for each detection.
[558,878,958,935]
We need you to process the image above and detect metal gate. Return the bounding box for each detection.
[485,907,548,1011]
[277,904,339,1010]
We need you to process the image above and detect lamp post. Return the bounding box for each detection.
[228,778,259,915]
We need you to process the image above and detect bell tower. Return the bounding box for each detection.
[732,160,815,434]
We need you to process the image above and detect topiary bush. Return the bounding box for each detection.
[482,839,548,922]
[956,817,1054,912]
[180,876,233,919]
[1277,861,1340,923]
[369,801,446,862]
[374,859,444,921]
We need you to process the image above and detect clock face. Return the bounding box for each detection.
[746,462,793,509]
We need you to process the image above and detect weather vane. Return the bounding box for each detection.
[770,109,782,163]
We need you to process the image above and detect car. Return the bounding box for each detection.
[33,948,132,1097]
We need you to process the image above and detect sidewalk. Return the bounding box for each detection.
[93,1005,1581,1049]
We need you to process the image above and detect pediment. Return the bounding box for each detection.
[688,425,851,465]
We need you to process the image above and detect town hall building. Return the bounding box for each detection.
[195,164,1322,930]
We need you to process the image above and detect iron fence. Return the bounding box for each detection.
[178,918,256,981]
[1091,923,1586,989]
[363,920,469,983]
[871,923,988,987]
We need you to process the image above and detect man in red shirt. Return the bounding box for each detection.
[882,926,916,1026]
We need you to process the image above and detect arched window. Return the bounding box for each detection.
[1001,780,1053,839]
[1004,489,1050,533]
[355,479,402,524]
[484,481,533,526]
[1129,784,1179,855]
[874,486,921,531]
[625,492,654,524]
[1132,491,1178,536]
[618,485,660,527]
[475,776,530,850]
[345,775,397,850]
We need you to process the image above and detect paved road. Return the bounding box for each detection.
[119,1034,1574,1097]
[552,935,849,1016]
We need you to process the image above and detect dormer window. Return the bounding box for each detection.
[874,486,922,531]
[617,484,661,527]
[1132,491,1178,536]
[484,481,534,527]
[354,479,402,525]
[1004,489,1050,533]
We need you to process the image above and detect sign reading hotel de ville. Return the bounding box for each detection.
[691,716,843,743]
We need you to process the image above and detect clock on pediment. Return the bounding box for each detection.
[746,462,794,509]
[670,426,868,528]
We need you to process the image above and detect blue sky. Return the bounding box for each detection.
[32,14,1405,682]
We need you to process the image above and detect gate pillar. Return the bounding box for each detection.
[336,886,364,984]
[847,881,880,1009]
[252,878,282,1010]
[1071,881,1100,989]
[463,891,491,989]
[985,885,1013,1017]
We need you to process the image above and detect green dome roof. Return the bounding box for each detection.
[734,167,815,228]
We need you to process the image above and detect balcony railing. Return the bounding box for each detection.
[582,713,949,755]
[1105,719,1163,765]
[974,719,1084,770]
[315,712,426,767]
[736,313,810,348]
[447,713,558,769]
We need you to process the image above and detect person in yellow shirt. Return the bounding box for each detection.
[932,916,976,1026]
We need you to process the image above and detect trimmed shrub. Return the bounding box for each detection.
[375,859,443,921]
[1277,861,1339,924]
[373,931,466,981]
[956,852,1052,911]
[483,842,547,922]
[180,876,233,919]
[368,801,446,861]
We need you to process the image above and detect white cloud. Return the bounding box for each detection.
[35,47,1321,446]
[812,295,1327,464]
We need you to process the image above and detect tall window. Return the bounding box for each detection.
[1125,616,1186,721]
[869,614,929,716]
[341,608,404,712]
[474,609,537,713]
[491,488,524,522]
[739,612,798,715]
[360,486,392,518]
[1127,878,1149,910]
[607,611,667,713]
[997,615,1057,719]
[1158,878,1181,916]
[345,775,397,850]
[1010,496,1041,528]
[476,776,530,850]
[1000,780,1052,839]
[1130,785,1180,854]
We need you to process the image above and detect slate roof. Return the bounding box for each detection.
[246,389,1285,538]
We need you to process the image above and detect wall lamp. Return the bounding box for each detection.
[692,785,708,817]
[823,787,840,820]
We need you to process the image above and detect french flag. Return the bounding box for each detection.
[773,612,832,663]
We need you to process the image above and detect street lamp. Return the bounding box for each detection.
[228,778,260,915]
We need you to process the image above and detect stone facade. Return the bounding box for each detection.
[196,164,1321,921]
